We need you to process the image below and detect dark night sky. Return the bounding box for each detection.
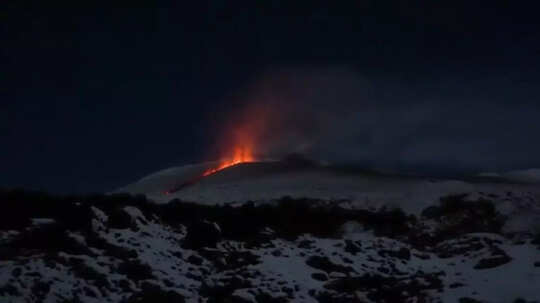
[2,2,540,193]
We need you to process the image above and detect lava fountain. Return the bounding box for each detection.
[162,99,277,195]
[162,131,257,195]
[202,144,255,176]
[201,117,261,176]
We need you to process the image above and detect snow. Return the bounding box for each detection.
[478,168,540,184]
[109,163,540,300]
[4,161,539,302]
[115,162,219,195]
[2,199,539,302]
[503,168,540,184]
[118,162,540,232]
[30,218,56,225]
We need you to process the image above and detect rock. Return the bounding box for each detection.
[311,273,328,281]
[106,244,138,259]
[183,220,221,249]
[0,285,20,296]
[313,291,355,303]
[343,240,361,255]
[297,239,314,249]
[305,256,354,274]
[187,255,204,266]
[125,282,186,303]
[436,237,485,258]
[117,260,154,281]
[474,255,512,269]
[199,276,252,302]
[228,295,253,303]
[11,267,21,277]
[378,247,411,261]
[532,234,540,245]
[421,206,442,219]
[450,282,465,289]
[225,251,260,269]
[395,247,411,260]
[255,292,289,303]
[108,208,137,230]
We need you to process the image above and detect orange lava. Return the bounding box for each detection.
[200,101,269,178]
[202,145,255,176]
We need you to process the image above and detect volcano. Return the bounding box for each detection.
[2,161,540,302]
[117,159,540,213]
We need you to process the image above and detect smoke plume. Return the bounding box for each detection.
[210,67,540,175]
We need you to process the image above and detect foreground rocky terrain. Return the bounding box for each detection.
[0,189,539,303]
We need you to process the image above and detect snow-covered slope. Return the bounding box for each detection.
[478,169,540,184]
[2,162,540,302]
[116,162,220,195]
[503,169,540,184]
[1,192,539,303]
[118,162,540,230]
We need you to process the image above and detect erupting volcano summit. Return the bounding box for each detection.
[202,145,255,177]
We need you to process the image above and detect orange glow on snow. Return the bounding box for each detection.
[203,145,255,176]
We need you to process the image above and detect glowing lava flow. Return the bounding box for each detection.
[202,145,254,176]
[161,145,255,196]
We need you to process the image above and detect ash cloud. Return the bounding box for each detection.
[214,67,540,175]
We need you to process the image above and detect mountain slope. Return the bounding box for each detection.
[2,162,540,302]
[118,162,540,233]
[1,190,539,303]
